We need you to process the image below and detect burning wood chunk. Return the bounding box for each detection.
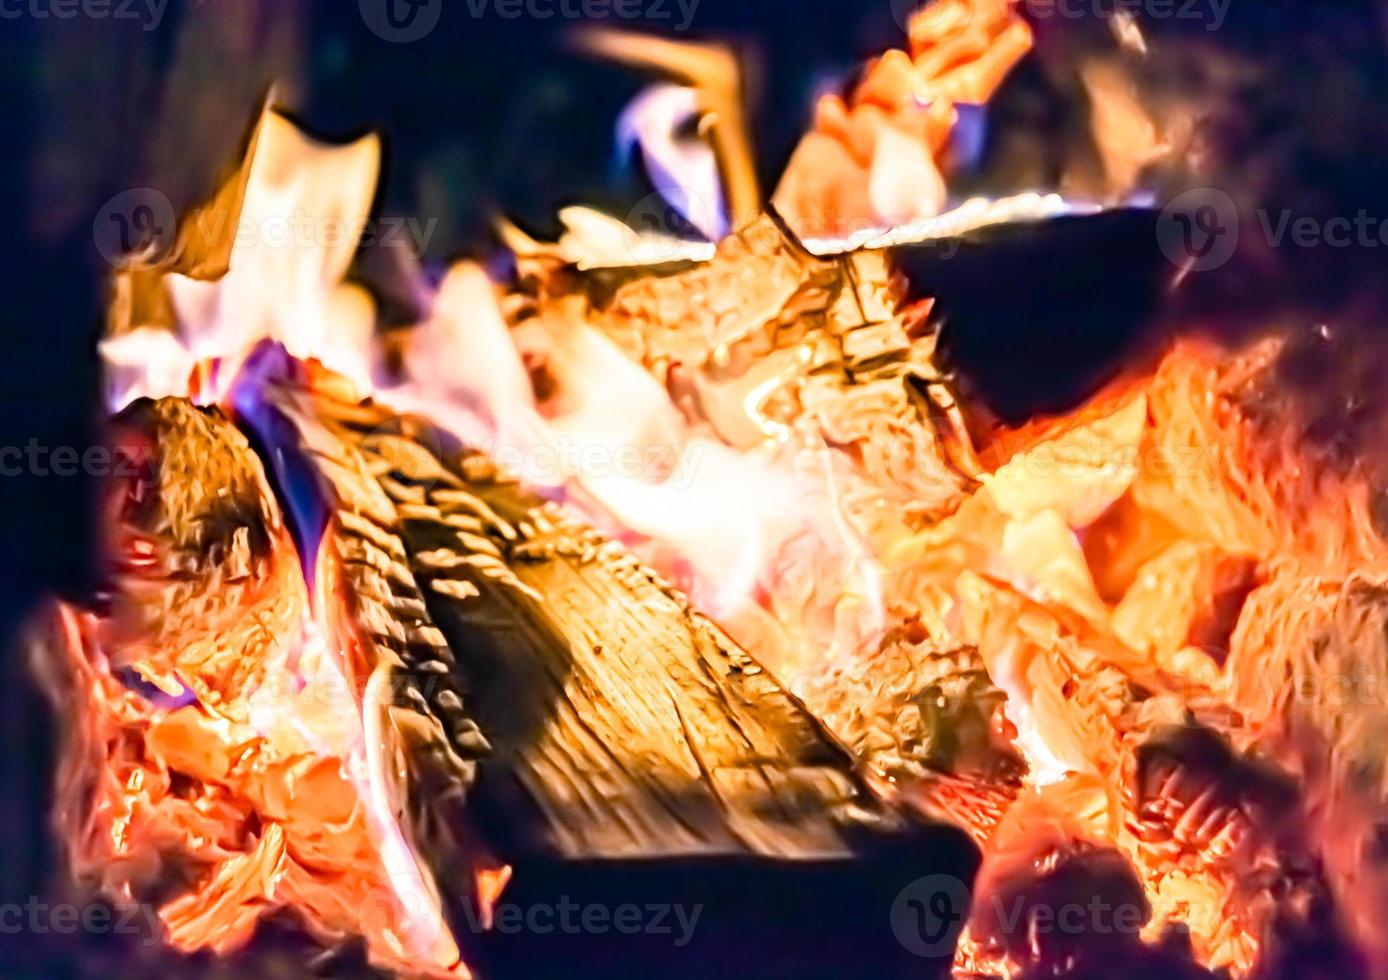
[953,571,1318,975]
[1128,723,1340,976]
[297,392,909,863]
[523,210,977,523]
[584,211,837,373]
[96,397,304,710]
[29,396,477,977]
[794,619,1025,843]
[960,830,1223,980]
[1224,573,1388,969]
[238,358,488,774]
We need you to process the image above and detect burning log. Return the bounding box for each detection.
[29,395,480,976]
[793,620,1026,844]
[233,368,986,977]
[279,377,914,863]
[231,350,499,909]
[1220,573,1388,970]
[949,572,1319,976]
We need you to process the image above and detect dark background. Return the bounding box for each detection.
[4,0,1388,975]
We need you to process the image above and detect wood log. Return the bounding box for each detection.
[277,384,991,978]
[280,381,926,864]
[93,396,305,710]
[794,622,1025,844]
[233,362,488,775]
[230,354,502,917]
[242,369,999,977]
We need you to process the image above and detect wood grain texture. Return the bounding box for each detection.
[297,391,904,862]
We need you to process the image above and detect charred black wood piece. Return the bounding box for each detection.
[238,366,488,774]
[232,364,493,910]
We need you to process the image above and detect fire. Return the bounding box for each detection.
[29,2,1388,977]
[35,397,470,977]
[773,0,1033,237]
[39,523,447,976]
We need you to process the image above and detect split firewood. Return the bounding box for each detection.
[287,382,915,863]
[793,620,1025,846]
[229,348,501,908]
[1218,573,1388,969]
[232,351,488,775]
[92,397,304,710]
